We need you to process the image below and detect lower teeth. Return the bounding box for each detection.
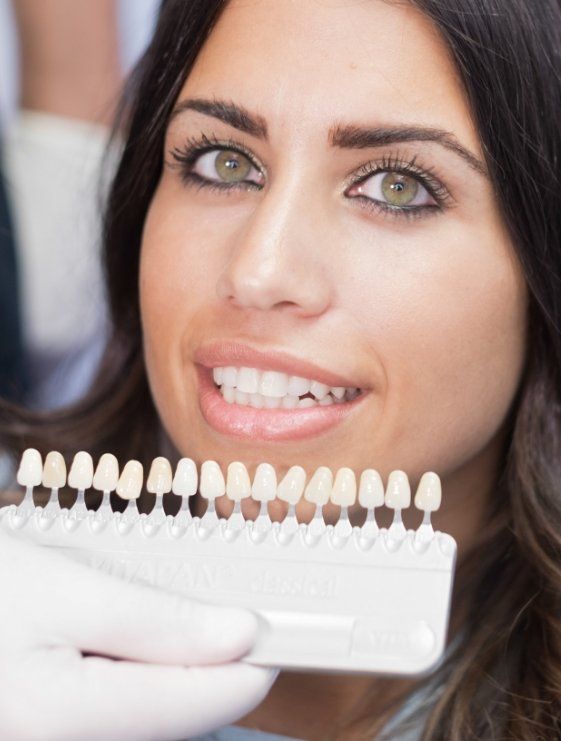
[217,386,359,408]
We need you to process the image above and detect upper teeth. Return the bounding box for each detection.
[212,366,360,402]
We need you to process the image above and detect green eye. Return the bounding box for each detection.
[380,172,419,207]
[214,150,252,182]
[348,167,437,213]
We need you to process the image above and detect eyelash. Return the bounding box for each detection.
[168,133,452,221]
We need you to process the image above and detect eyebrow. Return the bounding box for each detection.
[171,98,268,139]
[170,97,488,177]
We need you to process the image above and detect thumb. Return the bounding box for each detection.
[14,538,259,665]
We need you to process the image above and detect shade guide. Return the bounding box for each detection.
[385,470,411,510]
[13,451,442,534]
[199,460,226,500]
[304,467,333,506]
[414,471,442,512]
[16,448,42,488]
[277,465,306,505]
[93,453,119,492]
[68,451,94,490]
[42,451,66,489]
[146,457,173,495]
[226,461,252,501]
[172,458,198,497]
[116,460,143,500]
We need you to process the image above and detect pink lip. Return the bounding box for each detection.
[195,365,368,441]
[194,340,367,389]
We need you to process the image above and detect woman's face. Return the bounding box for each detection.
[140,0,527,529]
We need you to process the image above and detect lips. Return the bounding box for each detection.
[193,340,368,390]
[195,364,368,442]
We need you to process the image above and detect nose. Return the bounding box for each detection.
[215,179,333,318]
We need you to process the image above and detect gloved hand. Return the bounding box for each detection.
[0,528,277,741]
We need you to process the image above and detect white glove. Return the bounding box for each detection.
[0,529,277,741]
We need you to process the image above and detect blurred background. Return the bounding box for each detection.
[0,0,159,414]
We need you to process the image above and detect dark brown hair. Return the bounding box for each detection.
[2,1,561,738]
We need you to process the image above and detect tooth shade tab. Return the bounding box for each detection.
[251,463,278,502]
[200,460,226,500]
[331,468,357,507]
[358,469,385,509]
[277,465,306,505]
[147,457,172,495]
[42,451,66,489]
[414,472,442,512]
[226,462,251,501]
[116,460,143,500]
[385,470,411,510]
[172,458,198,497]
[93,453,119,492]
[68,451,94,490]
[304,467,333,505]
[17,448,43,488]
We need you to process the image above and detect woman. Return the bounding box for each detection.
[1,0,561,739]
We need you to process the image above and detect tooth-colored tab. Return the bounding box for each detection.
[414,471,442,512]
[41,451,66,489]
[93,453,119,492]
[116,460,143,500]
[199,460,226,500]
[385,470,411,509]
[172,458,198,497]
[331,467,357,506]
[17,448,43,487]
[358,469,385,509]
[251,463,277,502]
[68,451,94,489]
[226,461,251,501]
[304,466,333,505]
[277,465,306,505]
[146,456,172,495]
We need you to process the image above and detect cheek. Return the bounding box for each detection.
[138,186,211,410]
[351,228,528,477]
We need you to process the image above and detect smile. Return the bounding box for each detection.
[213,365,363,409]
[196,365,368,442]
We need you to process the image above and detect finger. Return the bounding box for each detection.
[2,533,259,665]
[51,658,277,741]
[62,571,260,665]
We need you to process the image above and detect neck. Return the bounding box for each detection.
[238,671,415,740]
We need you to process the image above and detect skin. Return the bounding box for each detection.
[139,0,528,736]
[14,0,121,125]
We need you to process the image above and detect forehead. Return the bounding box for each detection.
[181,0,480,152]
